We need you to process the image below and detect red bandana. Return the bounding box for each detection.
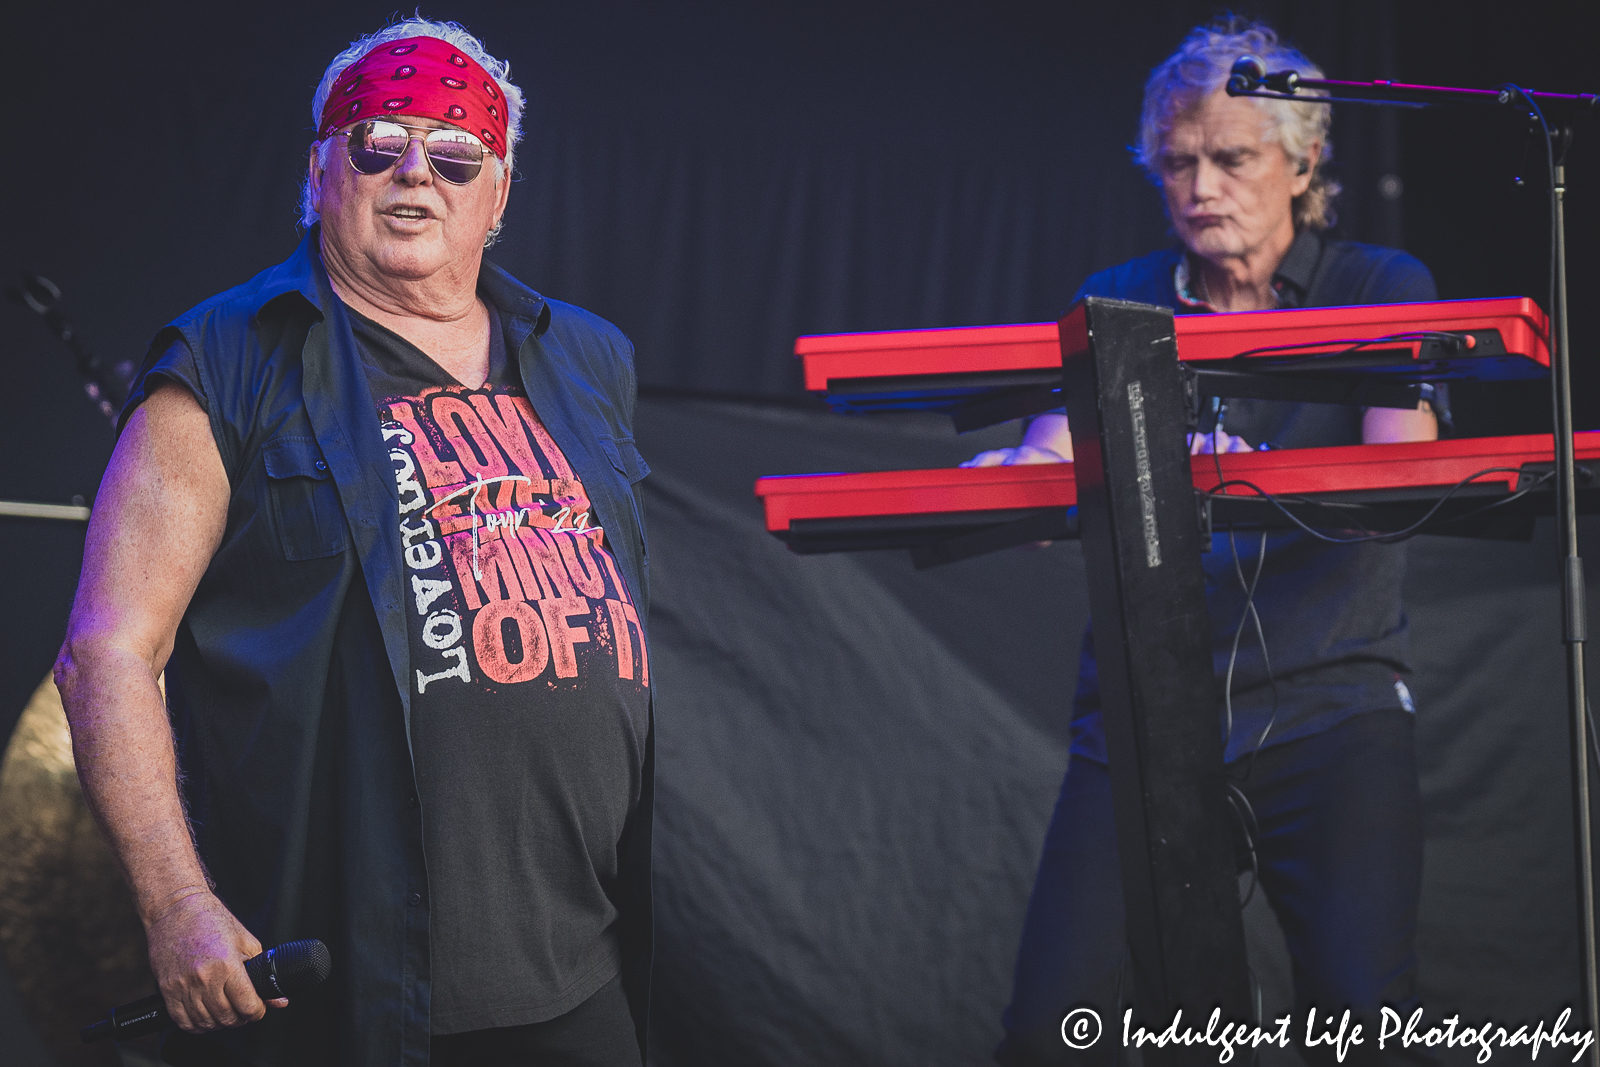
[319,36,510,158]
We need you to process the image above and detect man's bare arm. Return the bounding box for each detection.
[55,382,285,1031]
[968,397,1438,467]
[961,411,1254,468]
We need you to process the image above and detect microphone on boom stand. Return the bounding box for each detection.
[80,939,332,1044]
[1227,55,1301,95]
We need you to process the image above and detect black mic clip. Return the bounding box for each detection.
[1227,55,1265,94]
[1227,56,1301,97]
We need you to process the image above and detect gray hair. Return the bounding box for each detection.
[1135,17,1339,232]
[299,17,526,247]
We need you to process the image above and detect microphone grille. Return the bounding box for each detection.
[276,939,333,990]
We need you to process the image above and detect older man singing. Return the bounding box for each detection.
[55,18,652,1067]
[977,19,1439,1067]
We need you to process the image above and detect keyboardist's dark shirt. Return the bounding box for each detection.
[1068,230,1439,763]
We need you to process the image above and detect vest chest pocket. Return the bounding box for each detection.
[597,434,650,555]
[597,434,650,484]
[262,436,348,560]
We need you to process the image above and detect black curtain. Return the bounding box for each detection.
[635,395,1591,1066]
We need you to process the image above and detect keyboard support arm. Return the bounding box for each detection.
[1060,297,1252,1052]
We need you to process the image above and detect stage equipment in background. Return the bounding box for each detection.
[82,939,332,1044]
[1226,61,1600,1067]
[757,431,1600,565]
[799,296,1550,427]
[1056,299,1253,1035]
[0,500,91,522]
[0,676,150,1067]
[3,273,123,526]
[765,296,1256,1056]
[758,291,1578,1059]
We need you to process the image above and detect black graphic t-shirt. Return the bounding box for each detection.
[351,301,650,1034]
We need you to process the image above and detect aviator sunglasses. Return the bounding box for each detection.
[339,120,487,185]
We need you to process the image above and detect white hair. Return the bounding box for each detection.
[299,17,526,246]
[1135,17,1340,231]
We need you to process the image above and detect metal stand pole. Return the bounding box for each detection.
[0,500,91,522]
[1547,146,1600,1067]
[1227,66,1598,1057]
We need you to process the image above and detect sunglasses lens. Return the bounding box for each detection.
[344,121,486,184]
[424,129,485,185]
[348,121,408,175]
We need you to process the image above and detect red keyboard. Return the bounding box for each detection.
[797,297,1551,424]
[756,432,1600,562]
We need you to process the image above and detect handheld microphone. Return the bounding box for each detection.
[81,939,331,1044]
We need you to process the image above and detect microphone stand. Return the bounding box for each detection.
[6,272,127,427]
[1229,63,1599,1066]
[4,273,125,525]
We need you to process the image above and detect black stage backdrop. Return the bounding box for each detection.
[2,1,1597,1064]
[640,399,1594,1066]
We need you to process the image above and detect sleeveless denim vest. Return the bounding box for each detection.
[123,228,654,1067]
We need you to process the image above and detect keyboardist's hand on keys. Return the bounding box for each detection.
[960,443,1069,468]
[960,413,1074,468]
[960,415,1256,468]
[1187,428,1256,455]
[960,413,1072,548]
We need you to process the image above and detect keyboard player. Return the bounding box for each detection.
[969,18,1442,1067]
